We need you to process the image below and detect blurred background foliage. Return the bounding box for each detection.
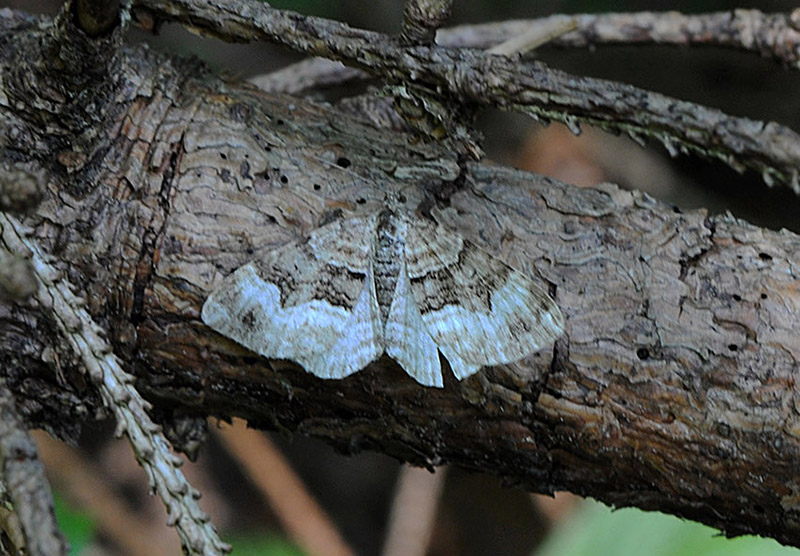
[535,501,800,556]
[5,0,800,554]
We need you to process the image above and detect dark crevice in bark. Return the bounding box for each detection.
[131,138,182,325]
[72,0,121,37]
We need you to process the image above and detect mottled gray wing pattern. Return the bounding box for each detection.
[403,214,564,380]
[201,215,384,379]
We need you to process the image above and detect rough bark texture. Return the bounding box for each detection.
[438,10,800,68]
[0,379,67,556]
[1,7,800,549]
[134,0,800,192]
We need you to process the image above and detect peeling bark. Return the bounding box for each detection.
[1,6,800,549]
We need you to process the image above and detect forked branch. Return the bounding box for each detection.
[134,0,800,192]
[1,2,799,552]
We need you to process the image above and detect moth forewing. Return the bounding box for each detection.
[201,217,383,379]
[402,216,564,377]
[311,261,384,378]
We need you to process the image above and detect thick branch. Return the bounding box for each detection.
[2,6,800,550]
[146,103,800,545]
[133,0,800,192]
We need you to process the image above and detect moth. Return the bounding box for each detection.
[202,203,564,387]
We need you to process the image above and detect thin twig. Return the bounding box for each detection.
[0,379,67,556]
[0,213,231,556]
[381,465,447,556]
[133,0,800,193]
[440,11,800,68]
[215,419,355,556]
[249,57,363,94]
[530,492,579,525]
[487,17,577,56]
[252,10,800,92]
[34,432,178,555]
[400,0,453,46]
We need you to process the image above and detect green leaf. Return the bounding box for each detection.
[53,492,95,555]
[535,500,800,556]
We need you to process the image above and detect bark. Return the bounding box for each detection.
[439,11,800,68]
[1,5,800,550]
[0,379,67,556]
[134,0,800,192]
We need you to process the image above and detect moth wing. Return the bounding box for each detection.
[404,216,564,380]
[201,215,384,379]
[385,259,443,387]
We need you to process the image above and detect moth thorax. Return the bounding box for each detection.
[373,210,405,323]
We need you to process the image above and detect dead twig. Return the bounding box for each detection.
[34,432,179,555]
[215,419,355,556]
[381,465,447,556]
[0,380,67,556]
[133,0,800,192]
[0,213,230,556]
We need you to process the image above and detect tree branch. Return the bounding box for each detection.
[253,10,800,93]
[400,0,453,47]
[438,10,800,68]
[0,379,67,556]
[2,4,800,550]
[0,213,231,556]
[133,0,800,193]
